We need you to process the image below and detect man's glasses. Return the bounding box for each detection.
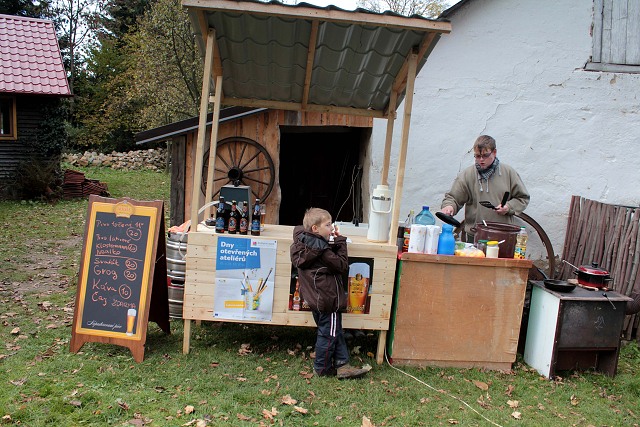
[474,151,493,159]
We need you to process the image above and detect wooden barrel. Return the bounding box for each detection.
[168,282,184,319]
[167,232,187,282]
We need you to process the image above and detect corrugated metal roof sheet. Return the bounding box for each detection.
[0,14,71,96]
[183,0,451,117]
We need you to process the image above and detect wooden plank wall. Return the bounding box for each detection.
[183,225,397,331]
[559,195,640,340]
[180,109,371,226]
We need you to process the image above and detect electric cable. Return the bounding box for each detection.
[384,352,504,427]
[334,164,361,222]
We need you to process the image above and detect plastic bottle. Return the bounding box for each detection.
[437,223,455,255]
[415,206,436,226]
[514,226,528,259]
[402,210,415,253]
[486,240,499,258]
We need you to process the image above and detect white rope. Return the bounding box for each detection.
[384,352,504,427]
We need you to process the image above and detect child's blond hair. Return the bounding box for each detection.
[303,208,331,232]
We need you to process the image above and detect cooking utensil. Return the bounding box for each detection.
[435,212,461,228]
[479,192,510,210]
[544,279,576,293]
[563,260,613,288]
[602,292,616,310]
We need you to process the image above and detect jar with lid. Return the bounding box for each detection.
[485,240,499,258]
[476,239,488,255]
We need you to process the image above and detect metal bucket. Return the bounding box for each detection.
[168,282,184,319]
[167,232,187,281]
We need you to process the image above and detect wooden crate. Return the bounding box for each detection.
[390,253,532,370]
[182,224,398,363]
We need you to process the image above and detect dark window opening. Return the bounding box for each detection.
[278,127,364,226]
[0,97,17,139]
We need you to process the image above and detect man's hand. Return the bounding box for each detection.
[440,206,455,216]
[495,204,509,215]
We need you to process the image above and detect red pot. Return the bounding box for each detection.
[573,262,613,288]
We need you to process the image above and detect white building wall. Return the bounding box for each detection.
[370,0,640,260]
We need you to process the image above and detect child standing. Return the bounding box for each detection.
[290,208,369,379]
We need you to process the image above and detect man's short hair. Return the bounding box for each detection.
[303,208,331,231]
[474,135,496,152]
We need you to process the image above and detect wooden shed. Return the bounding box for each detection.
[0,14,71,198]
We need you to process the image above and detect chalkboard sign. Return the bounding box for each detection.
[70,196,170,362]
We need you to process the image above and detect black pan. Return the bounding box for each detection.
[436,212,461,228]
[480,191,510,210]
[544,279,576,293]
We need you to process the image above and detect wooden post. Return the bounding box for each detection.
[380,90,397,186]
[185,29,216,355]
[189,28,216,232]
[389,51,418,243]
[204,75,224,215]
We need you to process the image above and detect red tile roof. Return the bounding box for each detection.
[0,14,71,96]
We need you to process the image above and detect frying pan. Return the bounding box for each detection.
[543,279,576,293]
[479,192,510,210]
[436,212,461,228]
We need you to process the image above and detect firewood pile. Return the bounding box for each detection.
[62,169,110,199]
[560,195,640,340]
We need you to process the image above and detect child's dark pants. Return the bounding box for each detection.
[312,310,349,375]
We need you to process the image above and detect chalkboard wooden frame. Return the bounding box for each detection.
[70,196,170,362]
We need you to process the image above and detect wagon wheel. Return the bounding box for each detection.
[201,136,275,202]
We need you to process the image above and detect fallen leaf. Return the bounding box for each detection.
[447,420,459,424]
[473,380,489,391]
[196,420,207,427]
[238,343,252,355]
[570,395,579,406]
[281,395,297,405]
[69,400,82,407]
[237,413,252,421]
[116,399,130,410]
[537,403,545,410]
[507,400,519,408]
[185,405,195,414]
[505,384,515,396]
[362,415,374,427]
[262,407,278,420]
[10,327,20,335]
[256,366,264,372]
[2,415,11,422]
[209,362,219,368]
[10,378,26,386]
[511,411,522,420]
[294,406,308,414]
[336,416,343,421]
[126,419,144,426]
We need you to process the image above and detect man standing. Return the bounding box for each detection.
[440,135,530,241]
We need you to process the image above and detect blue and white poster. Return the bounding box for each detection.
[213,236,277,321]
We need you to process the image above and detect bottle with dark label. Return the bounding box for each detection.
[215,196,226,233]
[239,202,249,235]
[228,200,239,234]
[251,198,261,236]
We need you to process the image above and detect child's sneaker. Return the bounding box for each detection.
[313,367,336,377]
[336,364,369,380]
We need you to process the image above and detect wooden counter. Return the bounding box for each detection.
[182,224,398,364]
[389,253,532,370]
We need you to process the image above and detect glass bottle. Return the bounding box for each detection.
[251,198,261,236]
[402,209,414,253]
[292,279,301,311]
[215,196,226,233]
[239,202,249,235]
[228,200,239,234]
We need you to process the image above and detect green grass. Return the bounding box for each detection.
[1,165,640,426]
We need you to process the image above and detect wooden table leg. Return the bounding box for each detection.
[376,330,387,365]
[182,319,191,354]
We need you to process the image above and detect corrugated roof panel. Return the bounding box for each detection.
[184,0,450,116]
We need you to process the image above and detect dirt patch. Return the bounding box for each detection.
[1,235,82,297]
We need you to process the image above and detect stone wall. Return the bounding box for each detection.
[63,148,167,171]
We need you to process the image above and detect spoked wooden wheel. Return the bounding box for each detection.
[201,137,275,202]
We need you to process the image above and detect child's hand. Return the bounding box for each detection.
[332,223,341,237]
